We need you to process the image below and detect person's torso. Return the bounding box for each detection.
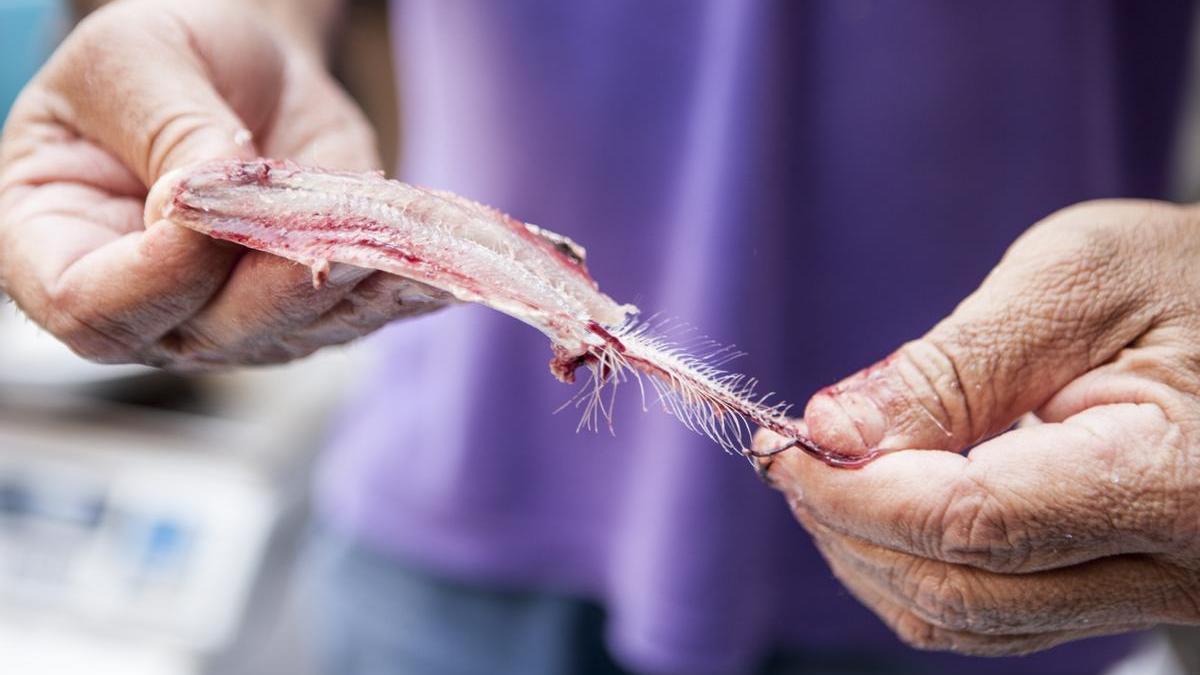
[319,2,1194,672]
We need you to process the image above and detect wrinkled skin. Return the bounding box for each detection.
[756,200,1200,655]
[10,0,1200,658]
[0,0,434,369]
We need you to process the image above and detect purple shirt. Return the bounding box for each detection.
[318,2,1192,672]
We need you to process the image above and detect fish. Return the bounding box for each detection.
[148,158,863,465]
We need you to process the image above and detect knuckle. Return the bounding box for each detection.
[48,318,134,362]
[159,324,223,361]
[276,333,332,361]
[54,325,130,363]
[904,558,1030,638]
[1004,200,1156,333]
[155,328,298,368]
[893,610,1022,657]
[1153,563,1200,622]
[935,478,1031,573]
[334,298,389,332]
[1017,199,1129,263]
[893,338,977,446]
[143,108,212,182]
[892,611,953,652]
[56,2,160,78]
[910,567,975,631]
[70,0,181,43]
[43,275,207,366]
[66,5,126,48]
[308,319,366,346]
[42,288,138,363]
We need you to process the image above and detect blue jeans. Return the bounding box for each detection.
[301,526,932,675]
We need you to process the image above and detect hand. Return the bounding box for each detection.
[755,199,1200,655]
[0,0,435,369]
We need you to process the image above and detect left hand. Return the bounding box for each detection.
[0,0,423,369]
[755,199,1200,655]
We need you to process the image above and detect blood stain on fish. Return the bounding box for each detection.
[148,158,868,467]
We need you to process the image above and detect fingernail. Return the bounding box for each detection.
[807,376,892,454]
[832,389,889,448]
[327,263,370,286]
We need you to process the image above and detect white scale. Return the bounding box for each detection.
[0,401,275,675]
[0,301,357,675]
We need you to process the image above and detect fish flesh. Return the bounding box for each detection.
[147,159,856,463]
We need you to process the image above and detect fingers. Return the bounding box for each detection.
[62,222,243,361]
[0,0,294,362]
[270,274,448,357]
[810,532,1150,656]
[802,201,1173,459]
[800,506,1193,637]
[306,273,451,333]
[0,143,245,360]
[759,401,1189,573]
[45,0,282,183]
[0,131,145,199]
[0,0,396,368]
[0,190,242,360]
[146,271,448,368]
[258,55,381,172]
[157,255,371,360]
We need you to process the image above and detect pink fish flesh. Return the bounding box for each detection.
[147,159,861,464]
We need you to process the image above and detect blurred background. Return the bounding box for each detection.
[4,2,1200,675]
[0,1,394,673]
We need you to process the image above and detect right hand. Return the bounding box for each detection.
[0,0,438,369]
[754,200,1200,654]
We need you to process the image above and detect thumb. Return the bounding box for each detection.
[803,202,1161,457]
[46,0,285,184]
[0,0,292,361]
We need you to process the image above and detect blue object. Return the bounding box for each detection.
[0,0,66,122]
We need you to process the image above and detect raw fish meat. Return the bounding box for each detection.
[148,159,864,465]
